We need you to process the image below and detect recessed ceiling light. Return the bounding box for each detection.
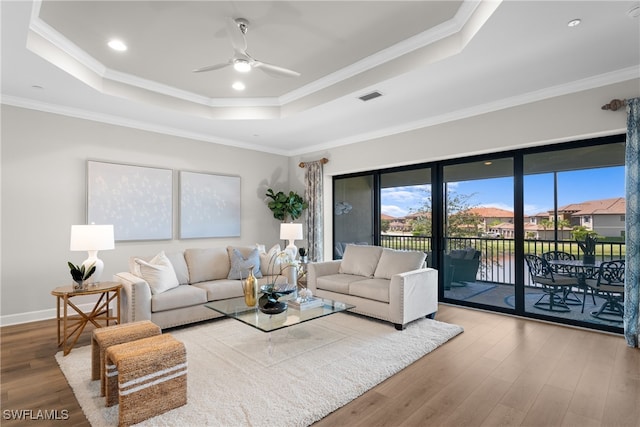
[567,18,581,27]
[484,161,493,166]
[232,81,245,91]
[233,59,251,73]
[108,39,127,51]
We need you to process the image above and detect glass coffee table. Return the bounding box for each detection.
[205,296,354,333]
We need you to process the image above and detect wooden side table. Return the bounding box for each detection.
[51,281,122,356]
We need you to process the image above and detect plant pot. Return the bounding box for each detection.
[583,254,596,265]
[73,280,86,291]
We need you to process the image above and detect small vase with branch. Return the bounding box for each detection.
[259,250,297,314]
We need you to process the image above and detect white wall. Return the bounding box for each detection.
[291,79,638,261]
[1,106,289,324]
[2,79,637,324]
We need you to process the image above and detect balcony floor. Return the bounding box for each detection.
[444,281,624,329]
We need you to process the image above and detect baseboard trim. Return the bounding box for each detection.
[0,302,99,327]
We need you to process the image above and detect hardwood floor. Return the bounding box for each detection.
[2,305,638,426]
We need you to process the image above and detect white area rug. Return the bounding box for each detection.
[56,313,463,426]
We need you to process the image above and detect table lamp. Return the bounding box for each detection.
[280,222,303,260]
[70,224,115,283]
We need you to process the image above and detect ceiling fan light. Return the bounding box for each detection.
[233,60,251,73]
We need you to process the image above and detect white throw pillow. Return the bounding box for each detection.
[338,245,383,277]
[134,251,180,295]
[374,248,426,279]
[256,243,282,276]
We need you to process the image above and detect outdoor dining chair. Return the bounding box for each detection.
[583,259,625,322]
[524,254,579,312]
[541,251,585,306]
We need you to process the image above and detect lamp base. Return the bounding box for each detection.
[285,241,298,261]
[82,251,104,284]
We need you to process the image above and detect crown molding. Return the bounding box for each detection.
[287,67,639,156]
[1,95,289,156]
[4,66,635,158]
[27,0,485,113]
[279,0,482,105]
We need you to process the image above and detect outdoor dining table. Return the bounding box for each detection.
[547,259,602,312]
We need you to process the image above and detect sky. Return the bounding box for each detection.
[381,166,625,218]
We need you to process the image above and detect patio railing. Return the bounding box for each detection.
[380,234,626,286]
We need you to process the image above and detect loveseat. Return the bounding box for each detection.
[113,245,289,329]
[307,244,438,330]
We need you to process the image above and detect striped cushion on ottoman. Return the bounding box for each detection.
[105,334,187,426]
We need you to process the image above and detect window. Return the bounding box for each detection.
[332,135,626,334]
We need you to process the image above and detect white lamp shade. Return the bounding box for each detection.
[280,223,303,241]
[70,225,115,251]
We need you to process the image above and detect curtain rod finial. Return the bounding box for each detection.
[602,98,627,111]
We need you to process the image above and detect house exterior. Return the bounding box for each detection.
[468,207,514,235]
[472,199,626,240]
[556,198,626,238]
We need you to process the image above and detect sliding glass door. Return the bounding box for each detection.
[333,175,375,259]
[380,168,433,254]
[331,135,625,333]
[442,158,515,308]
[523,142,626,327]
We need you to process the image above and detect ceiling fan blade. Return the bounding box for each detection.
[192,62,231,73]
[253,60,301,78]
[226,17,247,53]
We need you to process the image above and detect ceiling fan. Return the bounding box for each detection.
[193,17,301,78]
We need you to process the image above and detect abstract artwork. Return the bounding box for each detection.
[87,161,173,241]
[179,171,241,238]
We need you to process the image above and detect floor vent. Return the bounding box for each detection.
[358,91,383,101]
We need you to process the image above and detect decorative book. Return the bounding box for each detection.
[288,297,324,311]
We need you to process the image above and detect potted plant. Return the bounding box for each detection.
[68,261,96,291]
[576,233,598,264]
[265,189,308,221]
[298,247,308,263]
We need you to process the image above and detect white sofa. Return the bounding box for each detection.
[114,245,288,329]
[307,244,438,330]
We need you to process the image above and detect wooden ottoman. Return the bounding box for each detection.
[91,320,161,396]
[105,333,187,426]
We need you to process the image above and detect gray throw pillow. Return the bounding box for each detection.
[227,248,263,280]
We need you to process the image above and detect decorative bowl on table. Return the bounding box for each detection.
[258,283,296,314]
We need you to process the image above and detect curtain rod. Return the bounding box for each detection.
[601,98,628,111]
[299,157,329,168]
